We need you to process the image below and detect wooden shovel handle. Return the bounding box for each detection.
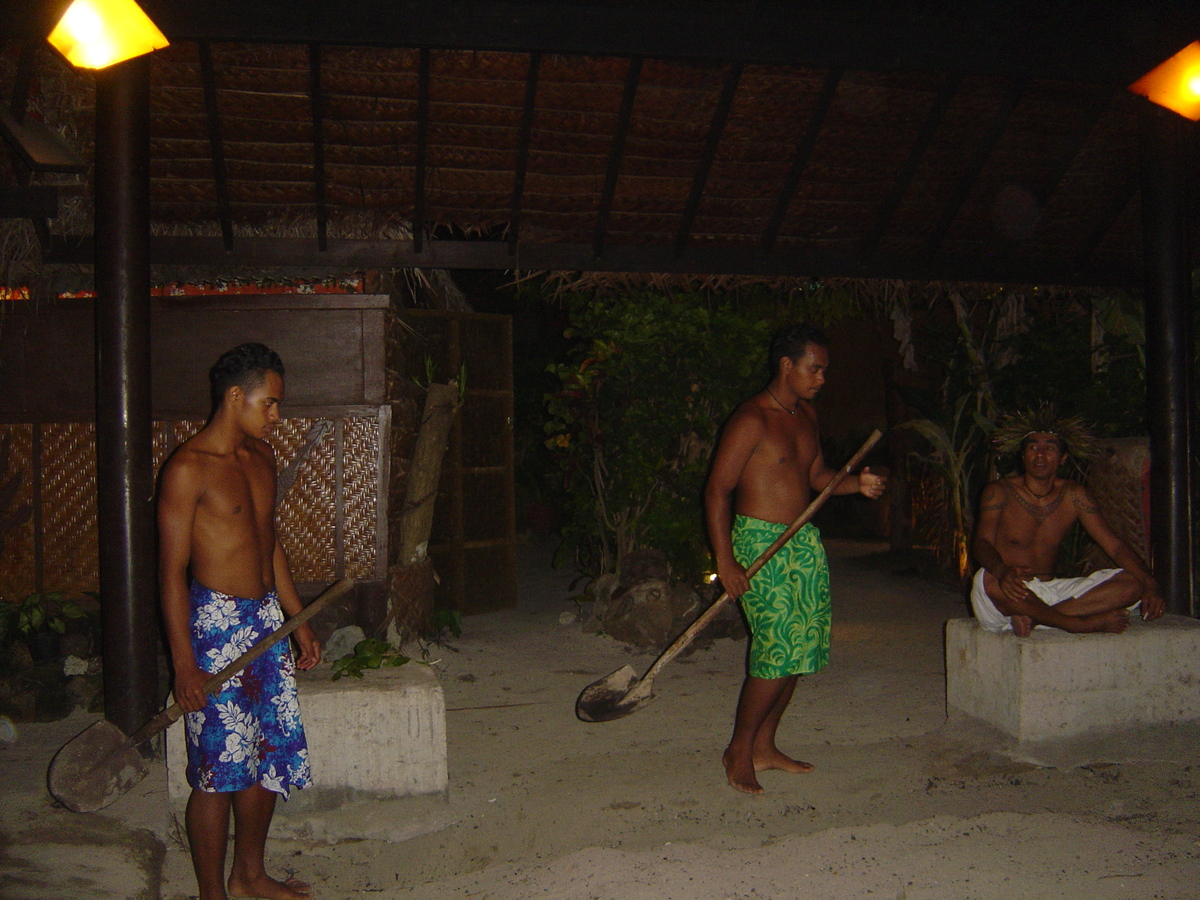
[124,578,355,747]
[639,429,882,684]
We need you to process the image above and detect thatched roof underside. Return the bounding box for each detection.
[3,1,1200,289]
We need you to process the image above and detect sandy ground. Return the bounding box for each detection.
[3,538,1199,899]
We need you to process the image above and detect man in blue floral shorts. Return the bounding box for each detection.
[159,343,320,900]
[706,324,886,794]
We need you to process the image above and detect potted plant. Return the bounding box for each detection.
[0,592,87,662]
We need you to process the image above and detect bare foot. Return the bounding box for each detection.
[227,874,312,900]
[722,747,764,794]
[753,747,813,774]
[1010,615,1033,637]
[1080,609,1129,634]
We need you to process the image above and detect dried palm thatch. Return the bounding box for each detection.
[0,35,1160,297]
[992,402,1101,461]
[151,211,470,309]
[0,48,92,293]
[1,48,471,309]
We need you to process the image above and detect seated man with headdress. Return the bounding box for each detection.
[970,405,1165,637]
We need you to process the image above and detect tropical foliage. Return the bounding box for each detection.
[543,290,769,582]
[898,286,1149,577]
[531,276,1155,586]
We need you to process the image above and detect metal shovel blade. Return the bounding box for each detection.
[573,429,882,725]
[574,665,657,722]
[47,719,148,813]
[46,578,356,814]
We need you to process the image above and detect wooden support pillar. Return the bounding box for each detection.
[94,57,159,735]
[1139,102,1195,617]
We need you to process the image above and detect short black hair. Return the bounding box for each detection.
[209,343,285,411]
[768,323,828,376]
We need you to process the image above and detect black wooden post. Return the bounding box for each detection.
[1139,101,1195,617]
[94,56,159,735]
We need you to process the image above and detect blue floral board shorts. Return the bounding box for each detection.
[184,581,311,797]
[732,516,831,679]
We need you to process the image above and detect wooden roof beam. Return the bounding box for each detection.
[1033,89,1111,208]
[593,56,641,259]
[3,42,53,252]
[508,52,541,257]
[45,234,1141,288]
[0,185,60,218]
[985,88,1113,262]
[121,1,1200,87]
[923,76,1027,258]
[198,41,234,251]
[862,72,960,261]
[413,47,430,254]
[1074,173,1137,270]
[308,43,328,252]
[760,67,840,258]
[8,41,35,122]
[675,62,742,258]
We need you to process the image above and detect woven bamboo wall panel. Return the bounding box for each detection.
[272,418,339,582]
[152,420,204,471]
[0,406,384,597]
[40,423,99,596]
[0,425,36,599]
[343,417,380,579]
[1087,438,1151,564]
[152,416,380,582]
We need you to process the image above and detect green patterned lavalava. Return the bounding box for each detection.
[732,517,831,678]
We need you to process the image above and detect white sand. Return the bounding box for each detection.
[3,539,1198,898]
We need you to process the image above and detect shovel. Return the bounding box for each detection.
[576,429,882,723]
[47,577,355,813]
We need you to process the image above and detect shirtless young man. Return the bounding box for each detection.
[705,324,887,795]
[158,343,319,900]
[970,430,1165,637]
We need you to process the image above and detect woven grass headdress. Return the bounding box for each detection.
[992,403,1100,460]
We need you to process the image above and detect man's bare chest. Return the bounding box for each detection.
[758,414,817,462]
[998,504,1075,546]
[200,459,274,524]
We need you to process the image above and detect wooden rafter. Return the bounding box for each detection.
[5,42,51,249]
[1034,89,1112,207]
[8,42,35,121]
[862,72,961,261]
[118,1,1200,86]
[1074,173,1137,270]
[923,77,1027,257]
[0,185,59,218]
[308,43,328,251]
[508,52,541,256]
[760,67,841,258]
[986,87,1114,262]
[412,48,430,254]
[198,41,234,251]
[675,62,743,258]
[47,234,1141,287]
[593,56,641,259]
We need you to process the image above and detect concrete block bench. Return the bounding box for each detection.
[167,661,447,803]
[945,614,1200,742]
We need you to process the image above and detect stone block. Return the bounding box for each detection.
[945,614,1200,742]
[167,661,447,803]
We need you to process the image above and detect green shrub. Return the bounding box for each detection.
[544,290,769,582]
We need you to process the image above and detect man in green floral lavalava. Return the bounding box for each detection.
[705,324,886,794]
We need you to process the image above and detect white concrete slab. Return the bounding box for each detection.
[946,614,1200,742]
[167,660,447,803]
